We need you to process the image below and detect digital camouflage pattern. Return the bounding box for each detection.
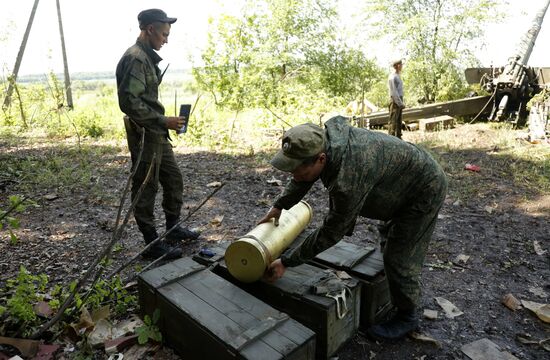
[275,116,447,311]
[116,40,183,236]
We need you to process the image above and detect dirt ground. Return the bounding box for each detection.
[0,124,549,359]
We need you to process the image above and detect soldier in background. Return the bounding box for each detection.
[388,59,405,138]
[116,9,199,260]
[260,116,447,340]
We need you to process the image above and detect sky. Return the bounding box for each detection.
[0,0,549,77]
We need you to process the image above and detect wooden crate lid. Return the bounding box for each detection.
[314,241,384,279]
[139,257,315,357]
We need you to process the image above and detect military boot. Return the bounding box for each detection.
[367,309,418,341]
[166,216,200,242]
[141,229,182,260]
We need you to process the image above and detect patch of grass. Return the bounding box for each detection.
[409,123,550,205]
[0,138,125,200]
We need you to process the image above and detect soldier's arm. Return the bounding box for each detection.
[273,179,314,210]
[117,58,168,129]
[280,189,364,267]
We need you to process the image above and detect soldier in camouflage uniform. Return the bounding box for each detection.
[116,9,198,260]
[260,116,447,340]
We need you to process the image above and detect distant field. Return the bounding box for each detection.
[15,68,194,84]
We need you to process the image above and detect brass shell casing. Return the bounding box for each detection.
[225,201,313,283]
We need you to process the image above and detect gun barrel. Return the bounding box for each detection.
[514,0,550,66]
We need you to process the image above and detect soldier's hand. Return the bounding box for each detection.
[166,116,185,131]
[257,207,282,226]
[263,259,286,283]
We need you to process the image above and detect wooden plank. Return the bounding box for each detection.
[139,257,205,288]
[207,259,359,359]
[315,242,375,268]
[140,257,316,359]
[419,115,454,132]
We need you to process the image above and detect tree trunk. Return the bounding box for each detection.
[56,0,73,109]
[3,0,40,109]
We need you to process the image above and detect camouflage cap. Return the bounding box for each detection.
[270,123,326,172]
[138,9,177,29]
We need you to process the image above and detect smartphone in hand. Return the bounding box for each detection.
[177,104,191,134]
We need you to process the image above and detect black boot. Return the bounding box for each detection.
[367,309,418,341]
[166,217,200,242]
[142,229,182,260]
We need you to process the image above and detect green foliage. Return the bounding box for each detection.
[0,195,35,245]
[72,276,137,317]
[308,45,385,103]
[362,0,502,104]
[0,145,109,195]
[193,0,339,118]
[136,309,162,345]
[0,264,136,338]
[1,266,48,337]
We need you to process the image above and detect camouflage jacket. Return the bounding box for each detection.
[116,40,168,141]
[274,116,446,267]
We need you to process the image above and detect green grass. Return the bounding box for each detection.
[409,122,550,205]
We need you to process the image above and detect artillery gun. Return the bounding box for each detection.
[359,0,550,129]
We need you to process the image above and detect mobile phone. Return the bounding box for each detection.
[177,104,191,134]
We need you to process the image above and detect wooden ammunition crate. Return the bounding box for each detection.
[193,251,360,360]
[138,257,316,360]
[312,241,393,327]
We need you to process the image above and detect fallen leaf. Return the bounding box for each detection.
[112,315,143,339]
[521,300,550,323]
[423,309,438,320]
[206,181,222,188]
[0,337,40,357]
[43,194,59,200]
[210,215,224,226]
[34,301,53,317]
[484,206,493,214]
[435,297,463,318]
[409,332,441,347]
[454,254,470,264]
[266,178,283,186]
[516,333,550,351]
[501,293,521,311]
[533,241,547,256]
[91,305,110,323]
[461,338,519,360]
[528,286,548,298]
[88,318,113,348]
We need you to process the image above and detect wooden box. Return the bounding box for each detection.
[312,241,392,327]
[138,257,316,360]
[193,250,360,360]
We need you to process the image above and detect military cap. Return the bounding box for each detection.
[138,9,177,29]
[270,123,326,172]
[391,58,403,67]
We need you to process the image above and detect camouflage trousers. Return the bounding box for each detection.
[124,117,183,236]
[388,101,403,139]
[383,168,448,312]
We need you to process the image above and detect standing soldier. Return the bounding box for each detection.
[260,116,447,340]
[388,59,405,138]
[116,9,199,260]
